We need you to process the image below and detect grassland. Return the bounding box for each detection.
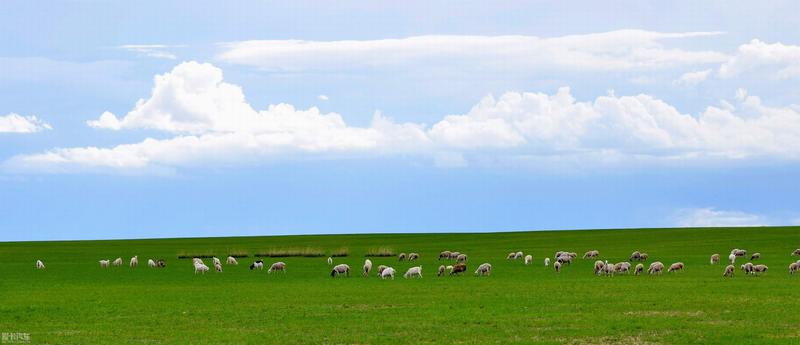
[1,226,799,344]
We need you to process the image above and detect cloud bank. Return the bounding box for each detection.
[0,113,52,133]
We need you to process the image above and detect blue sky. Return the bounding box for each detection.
[1,1,799,241]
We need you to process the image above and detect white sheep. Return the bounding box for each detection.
[438,265,446,276]
[227,256,238,265]
[408,253,420,261]
[268,262,286,273]
[99,260,110,268]
[524,255,532,265]
[544,257,551,267]
[130,256,138,268]
[113,257,122,267]
[728,253,736,264]
[507,252,516,260]
[376,265,388,277]
[752,264,768,275]
[790,262,800,274]
[194,262,209,274]
[582,250,599,259]
[514,251,524,260]
[668,262,684,273]
[710,254,720,265]
[648,262,664,275]
[35,260,45,269]
[554,261,562,273]
[474,263,492,276]
[148,259,157,268]
[404,266,422,279]
[331,264,350,277]
[250,260,264,270]
[363,259,373,277]
[750,253,761,261]
[381,267,396,280]
[398,253,407,261]
[593,260,605,275]
[616,262,631,274]
[457,254,468,263]
[212,257,221,266]
[327,257,333,265]
[214,262,223,272]
[723,265,735,277]
[634,263,644,275]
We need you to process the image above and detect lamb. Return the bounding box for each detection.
[408,253,419,261]
[728,253,736,264]
[439,251,452,260]
[113,257,123,267]
[474,263,492,276]
[582,250,599,259]
[456,254,467,263]
[327,257,333,265]
[634,263,644,275]
[740,262,754,274]
[437,265,446,276]
[648,262,665,275]
[710,254,720,265]
[404,266,422,279]
[544,257,551,266]
[398,253,407,261]
[594,260,605,275]
[381,267,396,280]
[723,265,735,277]
[250,260,264,270]
[514,251,524,260]
[214,262,223,272]
[35,260,45,269]
[507,252,516,260]
[268,262,286,273]
[363,259,372,277]
[554,261,562,273]
[147,259,156,267]
[376,265,388,276]
[130,256,138,268]
[331,264,350,277]
[668,262,684,273]
[227,256,238,265]
[750,253,761,260]
[450,263,467,275]
[790,262,800,274]
[99,260,110,268]
[752,264,768,275]
[524,255,532,265]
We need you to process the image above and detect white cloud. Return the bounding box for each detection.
[0,113,52,133]
[10,61,800,173]
[675,207,767,227]
[674,69,712,86]
[718,39,800,79]
[318,95,329,101]
[217,30,727,73]
[119,44,179,60]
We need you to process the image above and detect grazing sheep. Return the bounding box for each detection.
[514,251,524,260]
[792,249,800,256]
[723,265,735,277]
[214,262,223,272]
[790,262,800,274]
[507,252,516,260]
[593,260,605,275]
[616,262,631,274]
[398,253,407,261]
[583,250,599,259]
[750,253,761,261]
[192,257,204,265]
[113,257,123,267]
[404,266,423,278]
[331,264,350,277]
[449,252,461,259]
[456,254,468,263]
[450,263,467,275]
[157,259,166,268]
[250,260,264,270]
[634,263,644,275]
[327,257,333,265]
[710,254,720,265]
[648,262,665,275]
[439,251,452,260]
[554,261,562,273]
[147,259,157,268]
[740,262,754,274]
[629,251,641,261]
[437,265,446,276]
[731,249,747,257]
[130,256,138,268]
[752,264,768,275]
[604,262,616,276]
[194,262,209,274]
[381,267,396,280]
[474,263,492,276]
[544,257,551,267]
[668,262,684,273]
[554,251,564,259]
[639,253,649,261]
[524,255,532,265]
[556,254,573,265]
[227,256,238,265]
[363,259,373,277]
[376,265,388,276]
[446,265,454,272]
[268,262,286,273]
[99,260,110,268]
[728,253,736,264]
[408,253,419,261]
[212,257,221,266]
[35,260,45,269]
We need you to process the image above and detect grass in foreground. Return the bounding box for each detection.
[1,226,799,344]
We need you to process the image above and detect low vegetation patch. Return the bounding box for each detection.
[365,246,395,257]
[255,247,326,257]
[329,247,349,257]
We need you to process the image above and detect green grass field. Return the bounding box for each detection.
[2,227,800,344]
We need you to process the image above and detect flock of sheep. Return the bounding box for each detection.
[32,248,800,278]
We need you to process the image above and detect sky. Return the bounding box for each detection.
[1,1,799,241]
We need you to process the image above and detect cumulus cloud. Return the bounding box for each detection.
[9,61,800,173]
[0,113,52,133]
[718,39,800,79]
[674,69,712,86]
[675,208,767,227]
[318,95,329,101]
[217,30,727,72]
[118,44,179,60]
